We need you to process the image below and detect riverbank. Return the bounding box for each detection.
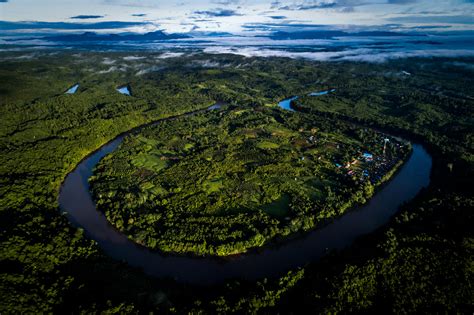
[58,97,431,284]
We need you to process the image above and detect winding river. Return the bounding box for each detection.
[58,99,432,285]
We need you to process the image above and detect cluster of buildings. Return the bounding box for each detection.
[299,129,405,186]
[334,137,404,184]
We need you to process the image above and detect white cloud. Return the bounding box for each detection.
[203,45,474,62]
[102,0,161,7]
[122,55,146,60]
[98,65,128,73]
[1,0,473,34]
[136,65,164,75]
[102,57,116,64]
[156,52,185,58]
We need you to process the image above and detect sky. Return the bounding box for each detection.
[0,0,473,34]
[1,0,473,62]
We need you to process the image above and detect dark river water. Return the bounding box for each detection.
[58,102,432,284]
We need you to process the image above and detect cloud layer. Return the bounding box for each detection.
[0,20,147,31]
[70,15,105,19]
[0,0,473,60]
[194,8,243,17]
[1,0,473,34]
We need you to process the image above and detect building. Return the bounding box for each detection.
[363,152,374,161]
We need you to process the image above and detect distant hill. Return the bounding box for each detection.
[47,30,191,42]
[187,31,235,37]
[268,30,420,40]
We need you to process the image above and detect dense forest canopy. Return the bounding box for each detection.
[0,51,472,313]
[90,106,408,256]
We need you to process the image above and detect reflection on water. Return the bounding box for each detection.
[278,89,336,111]
[66,84,79,94]
[117,86,131,96]
[309,89,336,96]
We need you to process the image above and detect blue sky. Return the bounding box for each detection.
[0,0,473,34]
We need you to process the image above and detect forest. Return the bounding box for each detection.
[0,51,472,313]
[90,105,407,256]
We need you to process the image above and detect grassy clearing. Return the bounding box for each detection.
[130,153,168,172]
[262,195,291,218]
[257,141,280,149]
[203,178,224,193]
